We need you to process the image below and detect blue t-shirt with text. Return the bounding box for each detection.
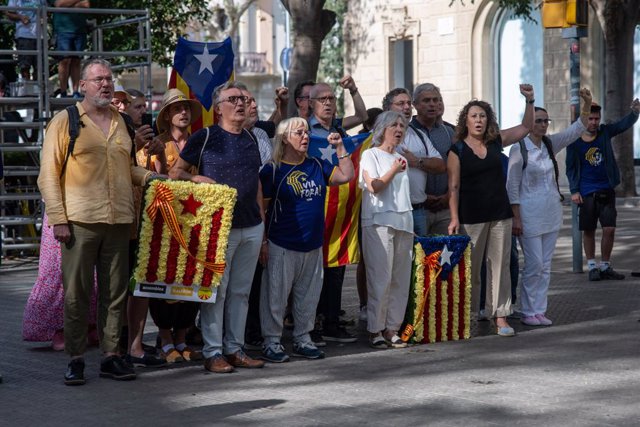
[180,125,262,229]
[260,157,335,252]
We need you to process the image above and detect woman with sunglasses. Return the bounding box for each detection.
[506,88,592,327]
[258,117,353,363]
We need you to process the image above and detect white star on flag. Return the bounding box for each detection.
[194,46,218,75]
[318,144,336,162]
[439,244,453,266]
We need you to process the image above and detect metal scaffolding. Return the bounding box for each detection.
[0,5,152,256]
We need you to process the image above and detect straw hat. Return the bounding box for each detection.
[113,83,132,103]
[156,89,202,132]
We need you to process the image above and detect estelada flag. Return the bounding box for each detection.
[168,37,235,132]
[308,133,373,267]
[403,235,472,344]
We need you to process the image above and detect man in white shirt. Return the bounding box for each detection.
[382,88,446,236]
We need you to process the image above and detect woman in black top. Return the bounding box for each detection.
[447,84,534,337]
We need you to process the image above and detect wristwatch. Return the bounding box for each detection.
[418,158,424,168]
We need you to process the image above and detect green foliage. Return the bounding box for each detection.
[1,18,15,49]
[317,0,346,115]
[91,0,211,68]
[451,0,537,22]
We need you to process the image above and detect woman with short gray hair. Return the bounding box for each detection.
[359,111,413,349]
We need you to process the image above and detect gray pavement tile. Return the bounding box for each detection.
[2,204,640,425]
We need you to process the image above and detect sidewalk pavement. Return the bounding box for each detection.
[1,204,640,426]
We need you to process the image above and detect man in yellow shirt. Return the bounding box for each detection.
[38,58,154,386]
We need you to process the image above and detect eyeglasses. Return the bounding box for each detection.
[246,97,256,105]
[535,118,552,124]
[312,96,336,104]
[219,95,248,105]
[86,76,114,85]
[289,129,310,137]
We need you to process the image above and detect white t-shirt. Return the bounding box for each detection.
[506,119,586,237]
[359,147,413,233]
[396,126,442,204]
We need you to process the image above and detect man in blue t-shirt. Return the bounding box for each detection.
[566,100,640,281]
[170,81,265,373]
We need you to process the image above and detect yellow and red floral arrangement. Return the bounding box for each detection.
[133,180,236,303]
[402,235,472,343]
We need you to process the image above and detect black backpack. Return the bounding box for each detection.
[59,105,137,178]
[518,136,564,201]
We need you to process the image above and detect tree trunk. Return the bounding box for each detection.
[590,0,640,196]
[281,0,336,116]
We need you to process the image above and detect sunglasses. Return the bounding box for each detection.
[218,95,248,105]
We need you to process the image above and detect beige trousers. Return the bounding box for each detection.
[463,218,513,318]
[362,225,413,334]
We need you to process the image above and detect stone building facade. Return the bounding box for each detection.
[342,0,629,184]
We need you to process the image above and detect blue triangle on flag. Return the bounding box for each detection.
[173,37,235,110]
[308,132,370,165]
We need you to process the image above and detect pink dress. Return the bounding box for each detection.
[22,214,97,342]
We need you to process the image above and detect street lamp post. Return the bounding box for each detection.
[562,25,588,273]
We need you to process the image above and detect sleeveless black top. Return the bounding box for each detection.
[449,138,512,224]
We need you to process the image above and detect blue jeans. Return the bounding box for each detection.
[412,207,428,237]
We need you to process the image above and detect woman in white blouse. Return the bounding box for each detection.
[359,111,413,349]
[506,88,592,327]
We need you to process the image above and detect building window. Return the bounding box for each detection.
[389,38,414,92]
[495,10,543,128]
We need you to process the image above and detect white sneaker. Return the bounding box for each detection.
[359,306,367,322]
[521,315,542,326]
[535,313,553,326]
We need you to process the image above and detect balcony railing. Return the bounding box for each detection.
[236,52,270,74]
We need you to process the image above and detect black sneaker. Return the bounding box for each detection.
[100,355,137,381]
[339,316,356,327]
[126,353,167,368]
[309,329,327,347]
[322,326,357,343]
[142,343,159,355]
[600,266,625,280]
[64,358,86,386]
[588,268,601,281]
